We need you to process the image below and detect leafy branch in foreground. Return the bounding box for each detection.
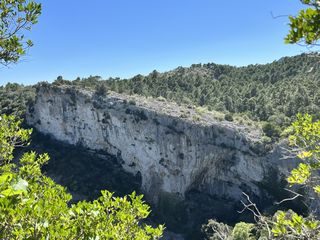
[287,113,320,194]
[0,114,164,239]
[0,114,31,165]
[286,0,320,46]
[0,0,41,65]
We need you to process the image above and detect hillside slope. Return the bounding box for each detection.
[3,53,320,129]
[110,53,320,121]
[52,53,320,137]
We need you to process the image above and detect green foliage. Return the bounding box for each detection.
[0,0,41,65]
[0,114,32,164]
[287,163,311,185]
[287,113,320,192]
[261,135,272,144]
[201,219,232,240]
[202,220,263,240]
[0,83,35,118]
[280,126,294,138]
[231,222,255,240]
[272,210,320,239]
[95,83,108,96]
[0,115,164,239]
[285,1,320,45]
[262,122,281,139]
[224,113,234,122]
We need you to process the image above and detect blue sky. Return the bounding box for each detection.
[0,0,307,85]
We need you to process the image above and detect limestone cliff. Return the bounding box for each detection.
[27,84,294,223]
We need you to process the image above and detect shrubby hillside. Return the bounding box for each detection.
[0,83,35,118]
[50,53,320,140]
[106,53,320,122]
[2,53,320,139]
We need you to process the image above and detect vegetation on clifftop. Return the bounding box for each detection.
[2,52,320,142]
[49,53,320,140]
[0,83,35,118]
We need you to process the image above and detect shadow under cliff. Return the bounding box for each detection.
[25,130,142,202]
[19,130,308,240]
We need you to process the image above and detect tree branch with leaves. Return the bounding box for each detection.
[286,0,320,46]
[0,0,41,66]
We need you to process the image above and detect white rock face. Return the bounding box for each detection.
[27,85,288,205]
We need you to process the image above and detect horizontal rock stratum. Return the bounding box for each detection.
[27,84,294,215]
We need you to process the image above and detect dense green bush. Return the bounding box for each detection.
[95,83,108,96]
[201,219,231,240]
[262,122,281,139]
[0,83,35,118]
[224,113,234,122]
[231,222,255,240]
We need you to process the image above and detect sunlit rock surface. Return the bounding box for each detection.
[27,84,295,227]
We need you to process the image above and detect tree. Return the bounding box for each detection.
[0,114,164,239]
[231,222,255,240]
[286,0,320,45]
[286,114,320,194]
[201,219,232,240]
[262,122,281,139]
[202,220,265,240]
[95,83,108,96]
[0,0,41,65]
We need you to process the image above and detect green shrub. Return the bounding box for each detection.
[262,122,281,139]
[224,113,234,122]
[95,84,107,96]
[195,106,206,115]
[201,219,232,240]
[261,136,272,144]
[232,222,255,240]
[129,100,136,105]
[280,126,294,138]
[157,96,166,102]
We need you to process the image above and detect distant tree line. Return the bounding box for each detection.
[3,53,320,141]
[0,83,35,118]
[50,53,320,140]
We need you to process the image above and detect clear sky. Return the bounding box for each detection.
[0,0,308,86]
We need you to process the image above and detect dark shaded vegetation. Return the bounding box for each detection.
[0,83,35,118]
[94,83,108,96]
[18,130,142,202]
